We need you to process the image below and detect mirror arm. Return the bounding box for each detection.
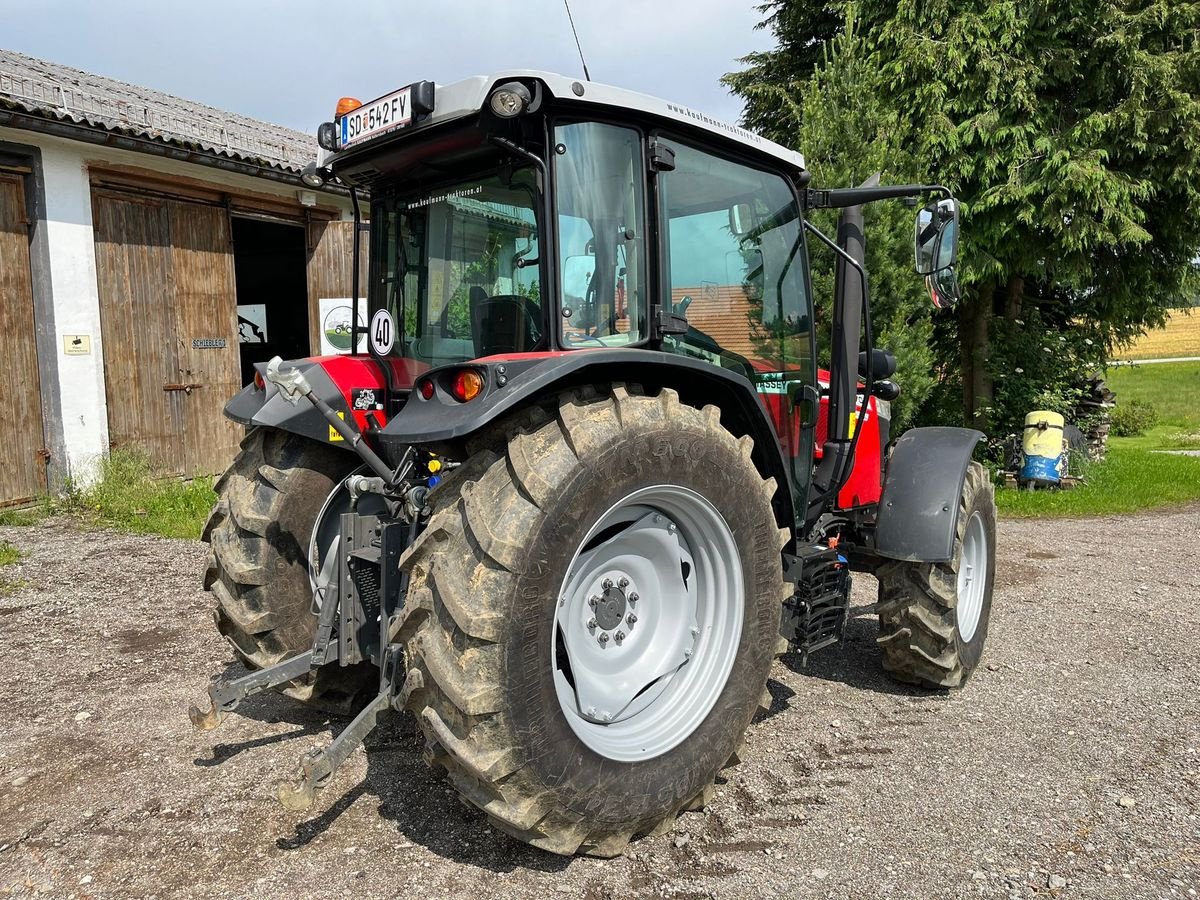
[808,183,952,209]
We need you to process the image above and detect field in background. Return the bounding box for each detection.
[1115,308,1200,360]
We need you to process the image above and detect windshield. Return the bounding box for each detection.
[370,169,542,366]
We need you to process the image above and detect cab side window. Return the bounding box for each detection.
[657,141,812,377]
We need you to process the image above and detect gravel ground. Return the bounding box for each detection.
[0,508,1197,899]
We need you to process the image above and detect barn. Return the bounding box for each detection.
[0,49,364,505]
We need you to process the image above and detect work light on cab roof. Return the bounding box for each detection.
[193,68,993,861]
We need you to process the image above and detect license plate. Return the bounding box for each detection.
[339,87,412,148]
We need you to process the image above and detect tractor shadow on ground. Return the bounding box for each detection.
[784,611,936,698]
[273,713,572,873]
[195,680,571,872]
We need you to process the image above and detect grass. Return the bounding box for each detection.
[1115,308,1200,360]
[997,360,1200,517]
[0,540,27,597]
[0,507,45,527]
[996,446,1200,518]
[0,541,21,566]
[1105,361,1200,451]
[54,449,217,541]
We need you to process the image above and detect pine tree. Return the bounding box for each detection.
[727,0,1200,433]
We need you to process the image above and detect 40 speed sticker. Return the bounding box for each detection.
[369,309,395,356]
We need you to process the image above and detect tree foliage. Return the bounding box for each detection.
[728,11,936,429]
[726,0,1200,437]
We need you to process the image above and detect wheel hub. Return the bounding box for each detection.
[593,582,629,632]
[552,485,744,762]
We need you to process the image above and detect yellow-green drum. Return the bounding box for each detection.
[1019,410,1066,485]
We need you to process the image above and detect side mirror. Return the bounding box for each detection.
[729,202,754,238]
[562,254,595,301]
[914,197,962,308]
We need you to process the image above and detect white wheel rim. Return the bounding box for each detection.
[551,485,744,762]
[956,511,987,643]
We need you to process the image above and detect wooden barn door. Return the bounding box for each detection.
[307,217,367,354]
[93,191,240,476]
[0,173,47,503]
[168,203,241,475]
[93,192,181,472]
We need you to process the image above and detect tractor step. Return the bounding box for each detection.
[781,546,851,665]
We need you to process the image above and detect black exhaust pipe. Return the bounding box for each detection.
[809,175,875,517]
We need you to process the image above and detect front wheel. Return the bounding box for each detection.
[396,386,789,856]
[875,461,996,688]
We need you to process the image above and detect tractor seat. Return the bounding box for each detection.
[470,293,542,357]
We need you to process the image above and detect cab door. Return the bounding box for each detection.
[653,137,817,521]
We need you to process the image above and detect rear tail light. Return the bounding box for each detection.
[253,371,265,391]
[450,369,485,403]
[417,378,435,400]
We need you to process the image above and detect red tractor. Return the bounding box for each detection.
[192,72,994,856]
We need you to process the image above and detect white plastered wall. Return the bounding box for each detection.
[0,125,353,488]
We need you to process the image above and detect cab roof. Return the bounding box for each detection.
[319,70,807,175]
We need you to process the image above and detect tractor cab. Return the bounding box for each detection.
[309,72,819,511]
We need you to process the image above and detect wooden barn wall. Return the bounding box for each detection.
[0,172,47,503]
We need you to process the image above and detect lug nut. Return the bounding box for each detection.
[598,633,609,646]
[587,618,597,630]
[615,631,626,643]
[684,648,693,659]
[627,613,638,625]
[628,592,639,604]
[618,576,629,588]
[602,712,613,722]
[588,595,599,607]
[602,578,613,590]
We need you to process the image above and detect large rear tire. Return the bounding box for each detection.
[202,427,374,709]
[397,386,789,856]
[876,461,996,688]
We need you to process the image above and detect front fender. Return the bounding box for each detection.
[874,426,984,563]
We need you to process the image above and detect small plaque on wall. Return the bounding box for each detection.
[63,334,92,355]
[192,338,227,350]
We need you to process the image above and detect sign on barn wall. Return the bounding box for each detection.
[318,298,367,355]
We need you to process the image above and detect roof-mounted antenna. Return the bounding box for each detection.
[562,0,592,82]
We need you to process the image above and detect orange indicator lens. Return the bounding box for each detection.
[450,369,485,403]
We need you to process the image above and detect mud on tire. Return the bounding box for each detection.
[203,427,374,710]
[396,385,789,856]
[875,461,996,688]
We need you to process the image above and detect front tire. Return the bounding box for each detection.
[876,461,996,688]
[397,386,789,856]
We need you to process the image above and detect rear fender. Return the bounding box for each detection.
[225,356,425,448]
[380,349,797,533]
[873,426,984,563]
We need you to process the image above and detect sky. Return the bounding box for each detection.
[0,0,776,134]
